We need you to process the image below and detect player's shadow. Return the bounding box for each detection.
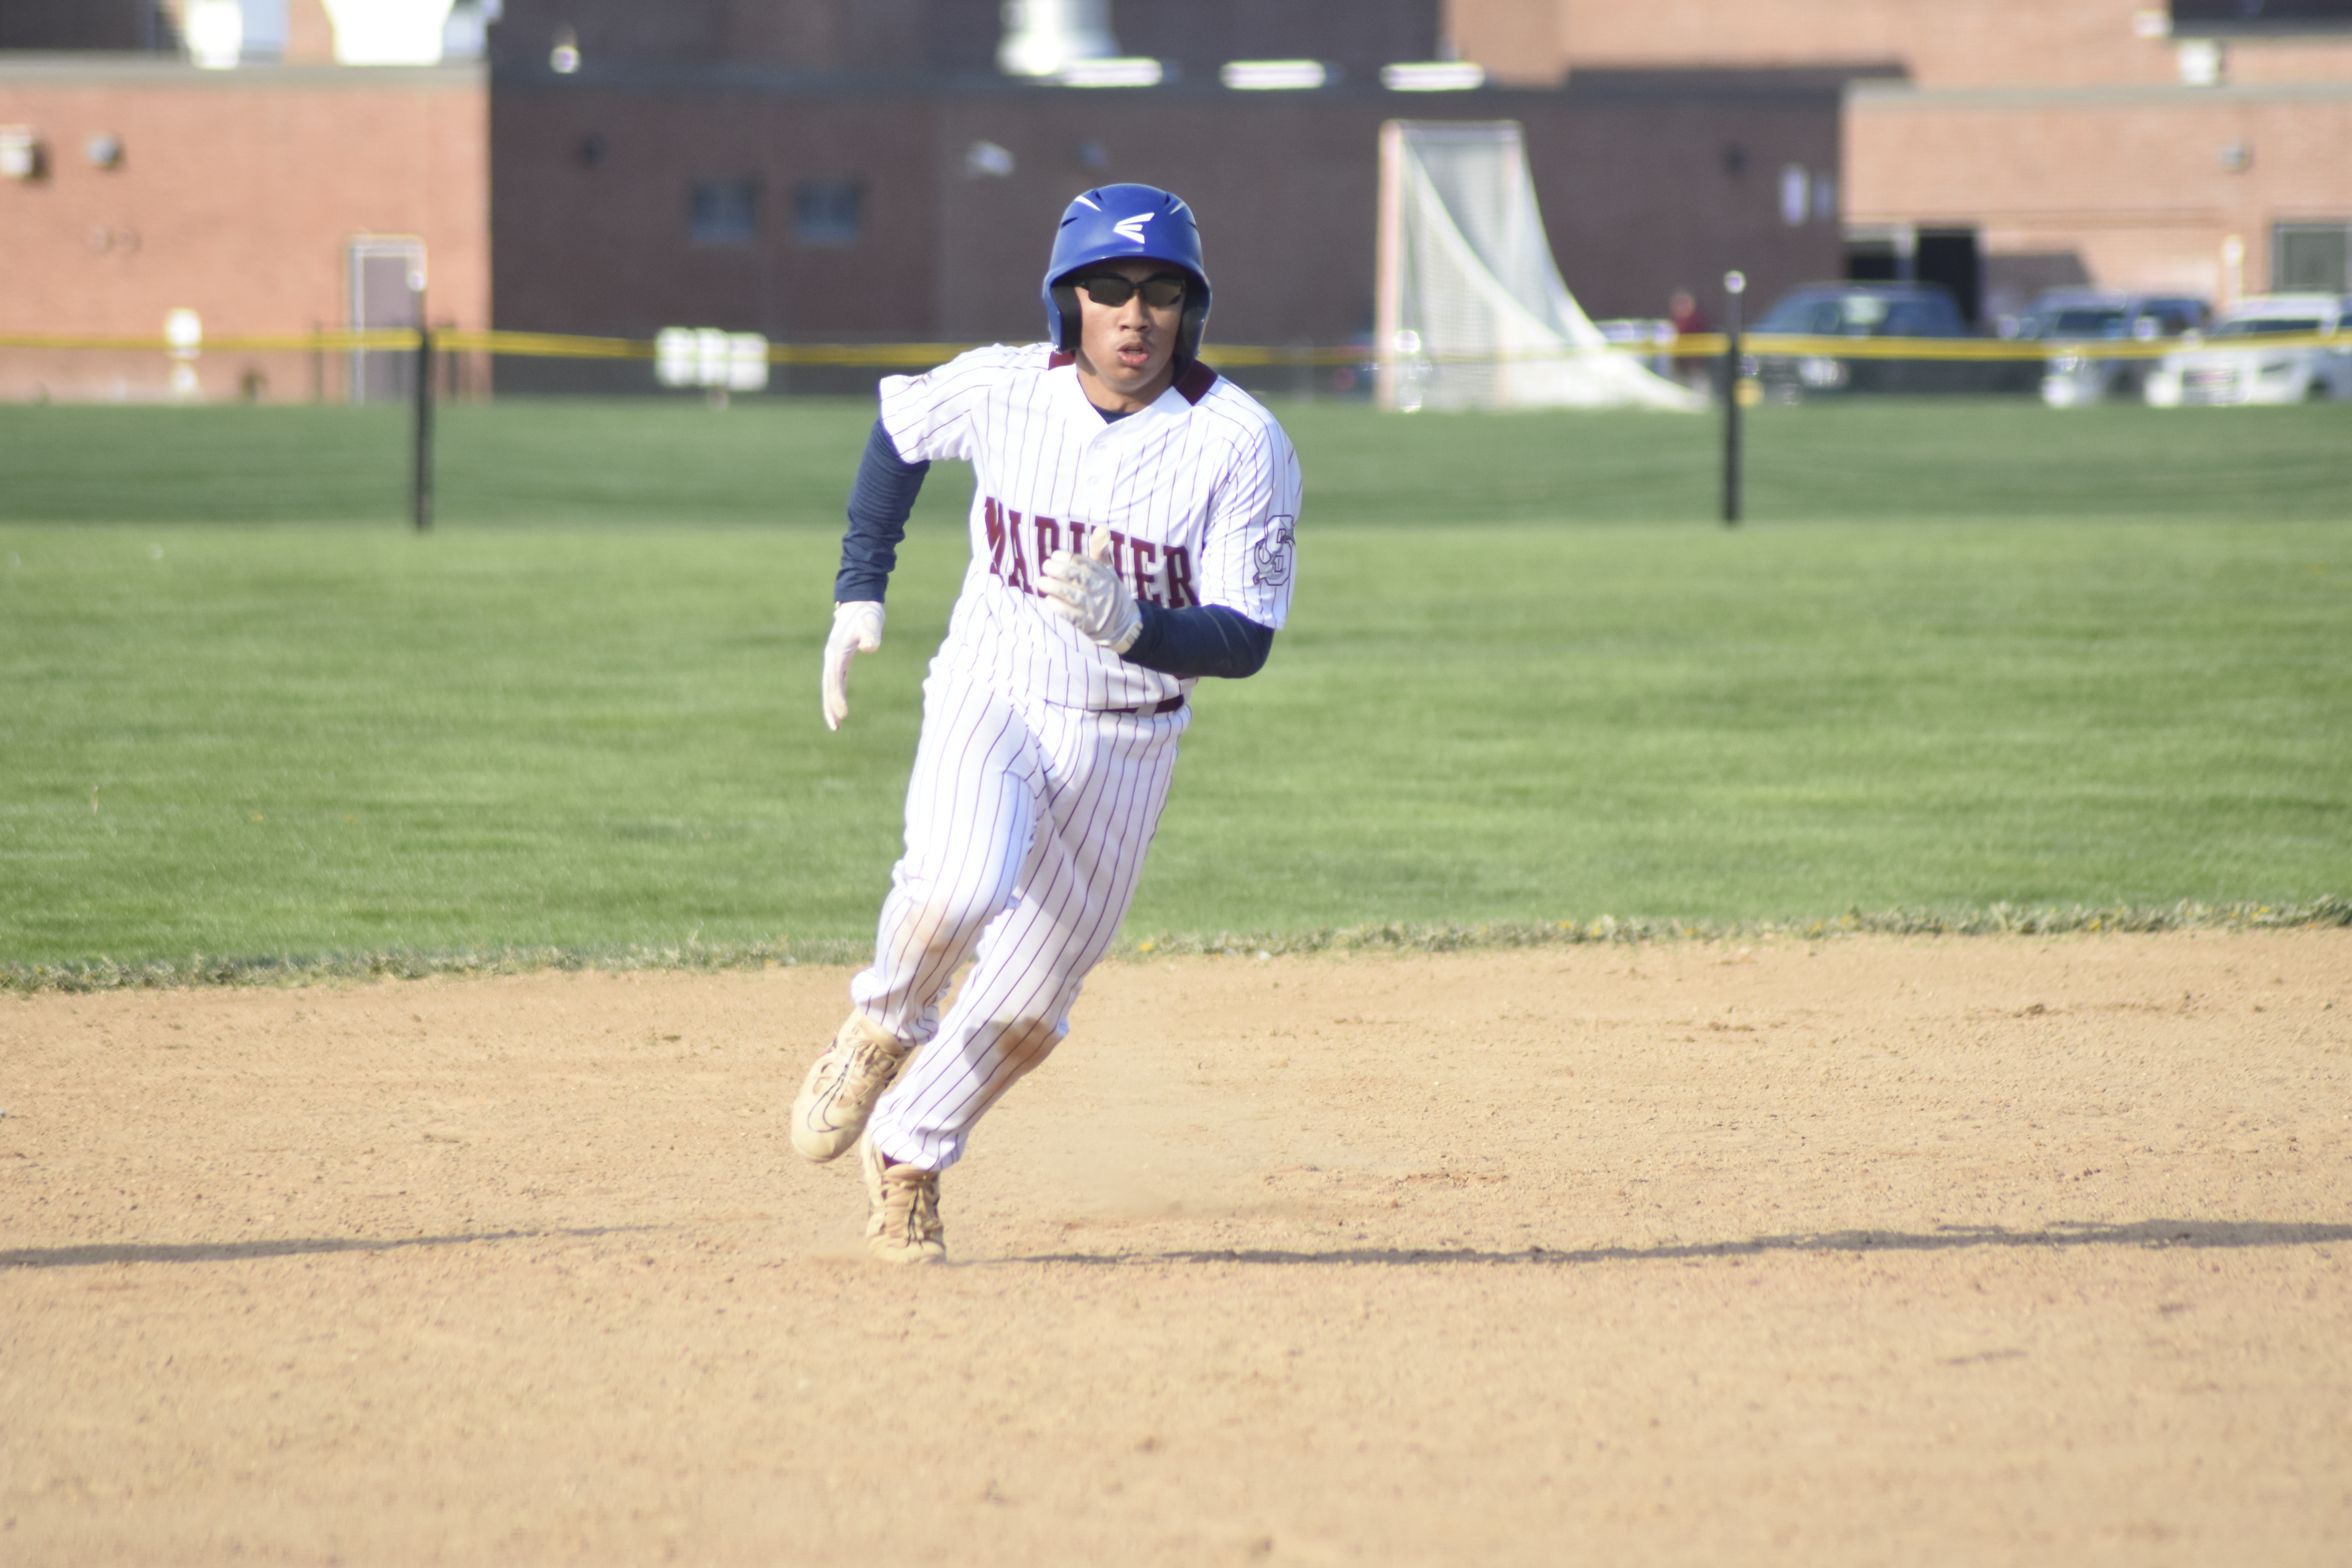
[1003,1218,2352,1269]
[0,1225,656,1270]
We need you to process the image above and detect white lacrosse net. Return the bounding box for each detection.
[1379,121,1704,412]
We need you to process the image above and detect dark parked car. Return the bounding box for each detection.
[1746,282,2031,397]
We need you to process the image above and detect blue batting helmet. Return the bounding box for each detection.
[1042,183,1212,362]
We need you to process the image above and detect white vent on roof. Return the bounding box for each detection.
[1059,57,1162,87]
[1382,62,1485,92]
[320,0,457,66]
[184,1,245,68]
[1000,0,1117,77]
[1222,60,1327,90]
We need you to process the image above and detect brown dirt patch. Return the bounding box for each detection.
[4,932,2349,1564]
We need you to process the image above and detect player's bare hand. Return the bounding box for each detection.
[821,600,886,731]
[1040,527,1143,653]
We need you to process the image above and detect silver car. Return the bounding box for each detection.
[2144,294,2352,407]
[2024,291,2208,407]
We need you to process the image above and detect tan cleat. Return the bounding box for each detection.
[862,1134,946,1265]
[789,1013,910,1163]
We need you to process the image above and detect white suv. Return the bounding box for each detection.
[2143,294,2352,406]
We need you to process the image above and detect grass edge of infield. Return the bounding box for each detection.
[6,896,2346,995]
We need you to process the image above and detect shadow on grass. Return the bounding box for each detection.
[0,1224,660,1270]
[999,1218,2352,1269]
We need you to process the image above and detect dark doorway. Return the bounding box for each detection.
[1845,227,1984,323]
[1916,228,1982,325]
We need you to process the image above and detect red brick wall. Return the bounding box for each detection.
[1451,0,2352,89]
[1448,0,2352,303]
[488,85,940,343]
[0,60,488,397]
[491,78,1840,356]
[1850,84,2352,306]
[0,67,490,332]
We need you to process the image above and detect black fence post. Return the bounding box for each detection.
[412,315,435,533]
[1722,270,1746,528]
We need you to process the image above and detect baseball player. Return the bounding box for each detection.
[789,183,1302,1263]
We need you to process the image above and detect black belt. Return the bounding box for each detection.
[1100,695,1186,717]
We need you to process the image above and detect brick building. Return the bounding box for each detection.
[0,1,486,400]
[483,0,1842,382]
[0,57,487,341]
[23,2,2335,399]
[2,0,1845,399]
[488,68,1840,363]
[1450,0,2352,319]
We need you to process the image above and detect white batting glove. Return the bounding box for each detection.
[1040,528,1143,653]
[820,600,885,731]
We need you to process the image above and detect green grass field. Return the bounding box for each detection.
[3,396,2348,973]
[5,394,2350,526]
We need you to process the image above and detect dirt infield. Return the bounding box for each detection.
[4,932,2348,1565]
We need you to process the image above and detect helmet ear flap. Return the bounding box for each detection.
[1049,282,1082,353]
[1179,298,1208,362]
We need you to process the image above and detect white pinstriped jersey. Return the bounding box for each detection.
[878,343,1303,711]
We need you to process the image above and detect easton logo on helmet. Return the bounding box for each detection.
[1112,213,1154,243]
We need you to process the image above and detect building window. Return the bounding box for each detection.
[795,179,865,247]
[2274,223,2350,293]
[1779,164,1808,227]
[2171,0,2352,34]
[689,179,759,246]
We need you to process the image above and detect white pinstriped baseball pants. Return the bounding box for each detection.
[851,671,1189,1172]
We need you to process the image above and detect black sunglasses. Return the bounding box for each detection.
[1073,273,1188,309]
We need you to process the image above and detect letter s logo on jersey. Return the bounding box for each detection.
[1250,517,1296,588]
[1113,213,1154,245]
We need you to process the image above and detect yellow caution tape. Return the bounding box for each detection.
[2,328,2343,365]
[0,329,425,352]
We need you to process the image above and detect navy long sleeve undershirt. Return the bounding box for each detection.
[1123,602,1275,680]
[834,417,1277,682]
[833,419,929,605]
